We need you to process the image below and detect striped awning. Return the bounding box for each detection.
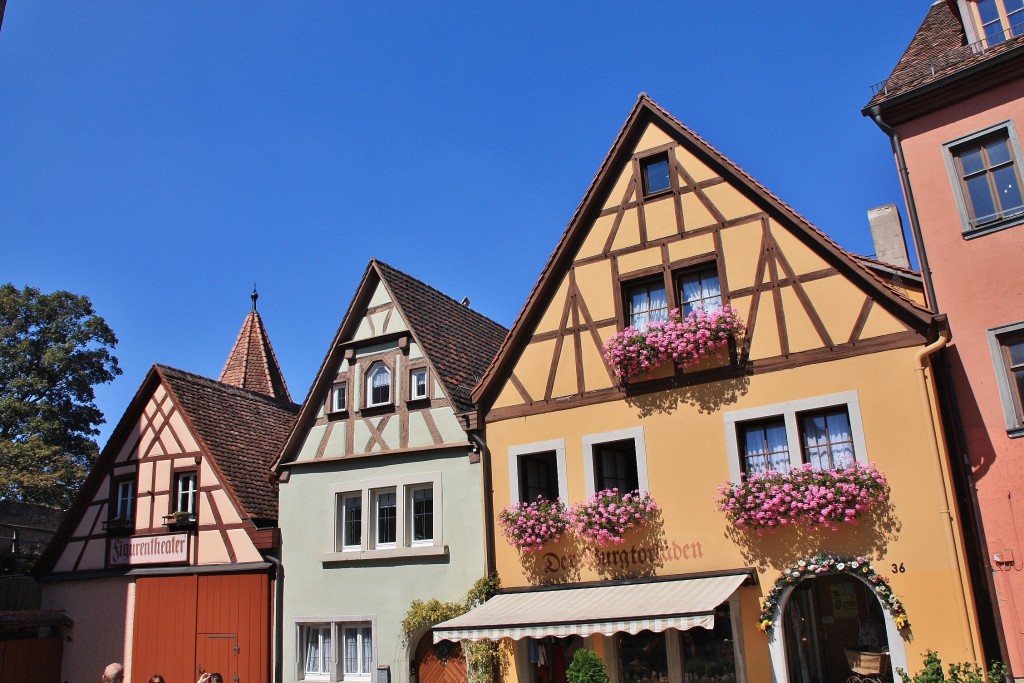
[433,572,748,642]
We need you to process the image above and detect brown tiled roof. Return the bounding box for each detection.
[375,261,508,413]
[219,308,292,402]
[158,365,299,522]
[0,610,73,632]
[866,1,1024,108]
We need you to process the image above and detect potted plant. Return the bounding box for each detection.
[102,517,134,534]
[497,498,569,552]
[570,489,660,546]
[162,510,197,529]
[567,649,609,683]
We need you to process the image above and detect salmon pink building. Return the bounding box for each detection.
[865,0,1024,675]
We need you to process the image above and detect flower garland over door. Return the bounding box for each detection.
[758,553,910,634]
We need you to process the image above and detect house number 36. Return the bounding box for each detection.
[891,562,906,574]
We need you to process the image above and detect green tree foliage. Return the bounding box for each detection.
[567,649,610,683]
[0,284,121,508]
[897,650,1007,683]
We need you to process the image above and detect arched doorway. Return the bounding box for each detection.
[415,633,468,683]
[782,574,889,683]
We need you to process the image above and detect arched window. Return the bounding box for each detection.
[367,364,392,407]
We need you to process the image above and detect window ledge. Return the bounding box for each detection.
[642,187,673,201]
[963,214,1024,239]
[359,403,395,417]
[1008,427,1024,439]
[406,396,430,406]
[320,544,447,564]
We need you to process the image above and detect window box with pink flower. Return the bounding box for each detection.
[570,489,660,547]
[498,498,570,553]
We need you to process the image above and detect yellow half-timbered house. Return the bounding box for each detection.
[434,96,984,683]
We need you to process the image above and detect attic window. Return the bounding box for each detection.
[366,364,392,407]
[971,0,1024,46]
[640,153,671,196]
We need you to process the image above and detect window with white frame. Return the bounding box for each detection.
[301,624,332,681]
[175,472,197,514]
[366,364,392,407]
[373,489,397,548]
[988,322,1024,434]
[509,440,568,504]
[582,427,651,497]
[115,480,135,520]
[331,382,347,413]
[723,392,869,482]
[342,624,373,679]
[327,473,442,560]
[409,368,428,400]
[335,493,362,552]
[298,622,373,681]
[408,485,433,545]
[945,122,1024,234]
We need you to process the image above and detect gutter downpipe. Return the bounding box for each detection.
[868,108,939,311]
[266,554,284,683]
[468,431,496,578]
[916,323,981,663]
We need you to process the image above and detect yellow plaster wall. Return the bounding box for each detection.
[635,123,673,153]
[702,184,758,221]
[617,247,663,276]
[680,193,717,232]
[804,279,864,344]
[535,279,570,335]
[719,221,762,291]
[644,198,677,241]
[666,234,715,264]
[770,221,830,274]
[602,166,634,212]
[573,262,615,322]
[487,346,977,671]
[673,146,717,184]
[578,214,616,261]
[611,210,642,252]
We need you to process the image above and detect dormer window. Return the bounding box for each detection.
[366,364,392,407]
[971,0,1024,46]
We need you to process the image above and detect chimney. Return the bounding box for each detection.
[867,204,910,269]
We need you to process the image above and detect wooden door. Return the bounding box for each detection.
[0,637,62,683]
[415,634,467,683]
[196,573,270,683]
[133,575,199,683]
[196,634,238,683]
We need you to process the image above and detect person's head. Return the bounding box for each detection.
[210,674,224,683]
[149,676,166,683]
[102,663,124,683]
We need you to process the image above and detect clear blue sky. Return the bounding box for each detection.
[0,2,930,447]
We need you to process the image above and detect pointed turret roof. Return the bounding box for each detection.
[218,288,292,402]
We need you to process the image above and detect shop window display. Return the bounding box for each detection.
[618,631,673,683]
[526,636,583,683]
[682,604,737,683]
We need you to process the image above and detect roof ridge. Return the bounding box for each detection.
[373,259,509,333]
[157,363,299,411]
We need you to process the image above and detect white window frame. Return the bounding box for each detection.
[116,479,135,520]
[582,427,650,497]
[943,120,1024,237]
[407,484,434,546]
[294,617,376,683]
[722,391,869,483]
[372,488,397,549]
[331,383,347,413]
[341,623,374,680]
[508,439,568,504]
[175,472,197,514]
[409,367,428,400]
[365,363,392,408]
[987,320,1024,436]
[335,492,363,552]
[300,623,332,681]
[324,473,444,562]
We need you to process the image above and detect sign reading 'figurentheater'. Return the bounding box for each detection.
[109,533,189,566]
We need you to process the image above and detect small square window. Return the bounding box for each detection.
[517,451,559,502]
[175,472,197,514]
[641,153,671,196]
[947,125,1024,233]
[624,278,668,330]
[799,408,856,470]
[373,489,397,548]
[739,419,791,476]
[677,266,722,317]
[408,485,434,545]
[336,493,362,551]
[409,368,428,400]
[331,383,347,413]
[593,440,640,493]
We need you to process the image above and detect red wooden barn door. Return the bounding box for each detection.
[0,637,62,683]
[196,573,270,683]
[133,575,198,683]
[196,634,238,683]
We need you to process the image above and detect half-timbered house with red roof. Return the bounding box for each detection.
[36,294,298,683]
[433,95,987,682]
[273,260,506,683]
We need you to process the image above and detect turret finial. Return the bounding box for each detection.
[251,284,259,312]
